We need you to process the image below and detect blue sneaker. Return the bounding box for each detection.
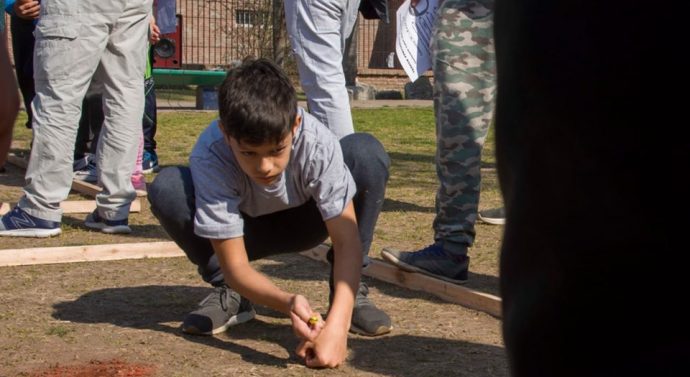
[84,210,131,234]
[142,150,160,174]
[381,243,469,284]
[0,206,62,237]
[73,158,98,183]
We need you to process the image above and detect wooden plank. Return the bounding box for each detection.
[300,244,502,318]
[5,154,147,197]
[0,241,184,267]
[70,180,101,197]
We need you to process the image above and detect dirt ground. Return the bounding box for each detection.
[1,107,507,376]
[0,252,506,377]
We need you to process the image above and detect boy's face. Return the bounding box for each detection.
[222,116,301,186]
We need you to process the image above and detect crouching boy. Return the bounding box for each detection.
[148,59,391,368]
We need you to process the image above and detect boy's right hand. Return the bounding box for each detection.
[149,19,161,45]
[14,0,40,20]
[295,321,349,368]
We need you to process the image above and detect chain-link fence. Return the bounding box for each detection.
[4,0,410,109]
[176,0,403,72]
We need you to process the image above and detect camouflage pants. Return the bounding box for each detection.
[432,0,495,253]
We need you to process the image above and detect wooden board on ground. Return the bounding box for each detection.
[300,244,502,318]
[0,199,141,215]
[5,154,147,197]
[0,241,184,267]
[0,237,500,317]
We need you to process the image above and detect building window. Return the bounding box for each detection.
[235,10,269,27]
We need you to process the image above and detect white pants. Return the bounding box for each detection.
[284,0,360,139]
[20,0,151,222]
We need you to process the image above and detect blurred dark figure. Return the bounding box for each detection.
[495,1,688,376]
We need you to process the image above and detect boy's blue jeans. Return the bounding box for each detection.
[148,133,390,286]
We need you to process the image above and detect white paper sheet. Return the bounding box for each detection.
[395,0,439,82]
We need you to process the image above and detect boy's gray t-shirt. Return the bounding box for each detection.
[190,108,357,239]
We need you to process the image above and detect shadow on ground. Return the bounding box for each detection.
[51,285,506,376]
[258,254,501,299]
[382,198,434,213]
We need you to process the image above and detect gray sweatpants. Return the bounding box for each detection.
[19,0,151,222]
[284,0,360,139]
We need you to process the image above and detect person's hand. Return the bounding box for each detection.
[13,0,40,20]
[149,18,161,45]
[295,321,349,368]
[289,294,324,342]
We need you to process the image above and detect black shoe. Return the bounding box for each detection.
[182,284,256,335]
[349,282,393,336]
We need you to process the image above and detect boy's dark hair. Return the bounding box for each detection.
[218,58,297,145]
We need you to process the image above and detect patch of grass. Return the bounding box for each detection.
[46,325,73,338]
[156,86,197,102]
[4,105,503,292]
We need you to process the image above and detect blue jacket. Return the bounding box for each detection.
[4,0,15,15]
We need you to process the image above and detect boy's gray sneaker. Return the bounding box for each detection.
[350,282,393,336]
[327,248,392,336]
[182,285,256,335]
[381,243,469,284]
[478,207,506,225]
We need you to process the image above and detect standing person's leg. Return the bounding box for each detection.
[148,166,329,335]
[73,93,103,183]
[86,0,151,232]
[9,15,35,129]
[335,133,392,336]
[142,65,159,173]
[85,93,104,156]
[4,2,113,237]
[130,132,146,195]
[381,0,495,284]
[284,0,359,139]
[431,0,495,257]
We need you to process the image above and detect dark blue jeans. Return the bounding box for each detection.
[10,16,35,129]
[73,93,104,160]
[142,75,157,152]
[148,133,390,286]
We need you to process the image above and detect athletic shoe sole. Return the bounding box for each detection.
[142,166,160,175]
[84,213,132,234]
[0,227,62,238]
[183,307,257,335]
[478,215,506,225]
[84,220,132,234]
[349,323,392,337]
[381,249,468,285]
